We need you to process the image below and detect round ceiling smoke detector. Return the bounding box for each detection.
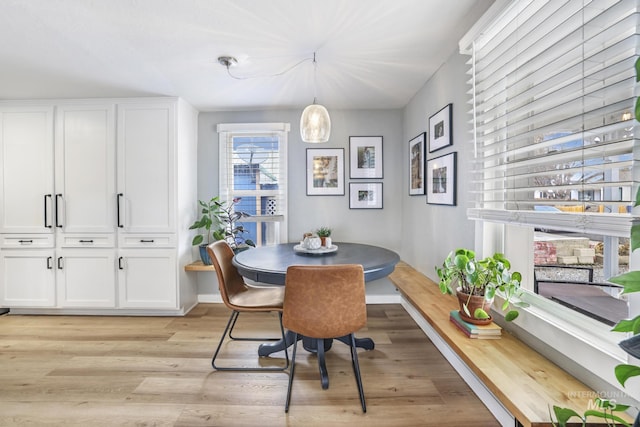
[218,56,238,68]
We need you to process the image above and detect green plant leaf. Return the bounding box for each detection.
[505,310,519,321]
[454,254,470,270]
[634,187,640,208]
[636,96,640,124]
[636,56,640,82]
[631,223,640,252]
[473,308,490,319]
[611,317,640,333]
[614,363,640,387]
[551,405,583,426]
[191,235,204,246]
[608,271,640,294]
[583,409,631,427]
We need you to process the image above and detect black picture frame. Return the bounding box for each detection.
[349,182,383,209]
[428,103,452,153]
[409,132,426,195]
[349,136,383,178]
[306,148,345,196]
[427,152,456,206]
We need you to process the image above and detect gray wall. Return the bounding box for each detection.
[400,50,476,280]
[196,108,404,297]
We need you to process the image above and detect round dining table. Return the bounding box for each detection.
[232,241,400,376]
[233,241,400,286]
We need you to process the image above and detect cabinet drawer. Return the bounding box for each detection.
[1,234,55,248]
[118,234,176,248]
[59,234,115,248]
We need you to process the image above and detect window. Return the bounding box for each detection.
[460,0,640,352]
[217,123,289,246]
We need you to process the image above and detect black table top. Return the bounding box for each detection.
[233,242,400,285]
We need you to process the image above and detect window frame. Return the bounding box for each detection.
[217,123,290,246]
[461,0,640,398]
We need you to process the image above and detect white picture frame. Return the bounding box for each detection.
[349,182,383,209]
[349,136,383,178]
[427,152,456,206]
[306,148,345,196]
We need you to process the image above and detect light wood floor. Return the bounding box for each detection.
[0,304,499,426]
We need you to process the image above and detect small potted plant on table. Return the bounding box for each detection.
[316,226,332,247]
[435,248,528,323]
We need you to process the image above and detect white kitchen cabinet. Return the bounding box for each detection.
[55,105,116,234]
[0,97,198,315]
[0,106,55,234]
[117,249,177,309]
[0,250,55,307]
[56,249,116,308]
[117,102,175,234]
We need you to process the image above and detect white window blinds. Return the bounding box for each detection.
[463,0,639,235]
[217,123,289,245]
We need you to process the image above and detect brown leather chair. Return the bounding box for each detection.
[207,241,289,371]
[283,264,367,413]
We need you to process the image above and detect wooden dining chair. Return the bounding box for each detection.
[207,241,289,371]
[283,264,367,413]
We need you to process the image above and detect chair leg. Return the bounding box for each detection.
[285,332,299,413]
[317,338,329,390]
[349,334,366,413]
[212,310,289,371]
[229,311,281,342]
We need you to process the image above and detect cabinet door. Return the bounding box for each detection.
[117,103,175,233]
[56,249,116,308]
[55,105,116,234]
[0,250,55,307]
[117,249,176,308]
[0,106,55,233]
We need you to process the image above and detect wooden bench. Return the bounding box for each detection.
[388,261,633,427]
[184,260,216,271]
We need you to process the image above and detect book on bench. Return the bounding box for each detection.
[449,310,502,339]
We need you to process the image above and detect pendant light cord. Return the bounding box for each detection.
[224,55,314,80]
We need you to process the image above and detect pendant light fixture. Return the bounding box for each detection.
[300,53,331,143]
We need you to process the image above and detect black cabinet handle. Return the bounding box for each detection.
[78,240,94,243]
[117,193,124,228]
[18,239,33,244]
[140,239,155,243]
[55,194,63,228]
[118,257,124,270]
[44,194,52,228]
[57,257,63,270]
[47,257,53,270]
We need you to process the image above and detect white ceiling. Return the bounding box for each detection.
[0,0,493,111]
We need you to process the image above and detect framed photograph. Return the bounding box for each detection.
[306,148,344,195]
[409,132,426,195]
[349,182,383,209]
[427,152,456,206]
[349,136,383,178]
[429,103,452,153]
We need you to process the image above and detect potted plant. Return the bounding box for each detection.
[189,196,255,264]
[189,196,223,265]
[213,197,256,253]
[316,226,332,247]
[435,248,528,323]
